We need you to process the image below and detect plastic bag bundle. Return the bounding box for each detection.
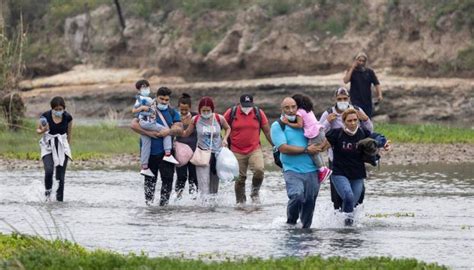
[216,147,239,182]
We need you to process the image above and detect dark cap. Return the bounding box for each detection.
[240,94,254,107]
[335,87,350,97]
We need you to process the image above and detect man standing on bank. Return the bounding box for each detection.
[270,97,323,228]
[343,52,382,118]
[224,94,273,205]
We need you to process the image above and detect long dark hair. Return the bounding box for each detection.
[292,94,313,112]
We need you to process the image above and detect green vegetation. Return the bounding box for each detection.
[0,233,447,270]
[366,212,416,218]
[374,123,474,144]
[426,0,474,31]
[0,119,138,161]
[0,121,472,161]
[440,44,474,74]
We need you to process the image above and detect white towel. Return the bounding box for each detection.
[40,133,72,167]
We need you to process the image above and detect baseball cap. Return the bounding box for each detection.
[335,87,350,96]
[240,94,254,107]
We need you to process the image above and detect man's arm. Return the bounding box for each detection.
[357,108,373,132]
[375,84,383,101]
[130,118,158,138]
[343,61,357,84]
[279,143,321,155]
[261,123,273,146]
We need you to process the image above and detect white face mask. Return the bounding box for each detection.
[344,124,359,136]
[201,112,212,119]
[337,101,349,111]
[140,87,150,97]
[241,107,252,115]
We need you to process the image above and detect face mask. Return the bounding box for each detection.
[140,87,150,97]
[241,107,252,115]
[201,112,212,119]
[337,101,349,111]
[344,124,359,136]
[52,110,64,118]
[285,114,296,122]
[157,103,168,110]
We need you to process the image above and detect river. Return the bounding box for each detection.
[0,163,473,269]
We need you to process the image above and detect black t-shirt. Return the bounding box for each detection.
[326,128,370,180]
[41,110,73,135]
[176,112,198,151]
[349,68,380,115]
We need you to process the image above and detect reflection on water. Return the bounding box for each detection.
[0,163,473,269]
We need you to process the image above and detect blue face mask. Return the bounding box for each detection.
[285,114,296,122]
[201,112,212,119]
[140,87,150,97]
[52,110,64,118]
[157,103,168,110]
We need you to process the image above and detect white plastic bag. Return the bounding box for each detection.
[216,147,239,182]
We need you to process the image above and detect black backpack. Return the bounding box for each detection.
[273,119,286,168]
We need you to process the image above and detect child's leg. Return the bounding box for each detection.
[309,130,326,168]
[140,119,163,131]
[141,135,151,168]
[163,135,172,153]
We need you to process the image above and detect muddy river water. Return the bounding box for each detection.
[1,163,473,269]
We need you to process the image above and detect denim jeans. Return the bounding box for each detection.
[283,170,320,228]
[331,175,364,213]
[140,119,172,166]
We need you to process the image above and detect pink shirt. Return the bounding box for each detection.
[297,108,323,139]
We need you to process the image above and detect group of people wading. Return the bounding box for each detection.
[37,52,391,228]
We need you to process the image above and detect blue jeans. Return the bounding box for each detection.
[331,175,364,213]
[140,119,172,166]
[283,170,320,228]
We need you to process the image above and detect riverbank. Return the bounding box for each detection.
[19,68,474,125]
[1,121,473,170]
[0,143,472,171]
[0,233,447,269]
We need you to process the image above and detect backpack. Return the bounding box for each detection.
[193,113,222,127]
[227,105,263,147]
[228,105,263,129]
[273,119,286,168]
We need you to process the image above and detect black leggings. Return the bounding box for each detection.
[43,154,68,201]
[175,162,198,193]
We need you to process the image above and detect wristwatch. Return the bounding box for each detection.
[303,147,308,154]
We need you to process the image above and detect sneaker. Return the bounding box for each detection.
[318,167,332,183]
[163,155,179,165]
[251,195,261,205]
[44,190,52,202]
[344,218,354,226]
[140,168,154,177]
